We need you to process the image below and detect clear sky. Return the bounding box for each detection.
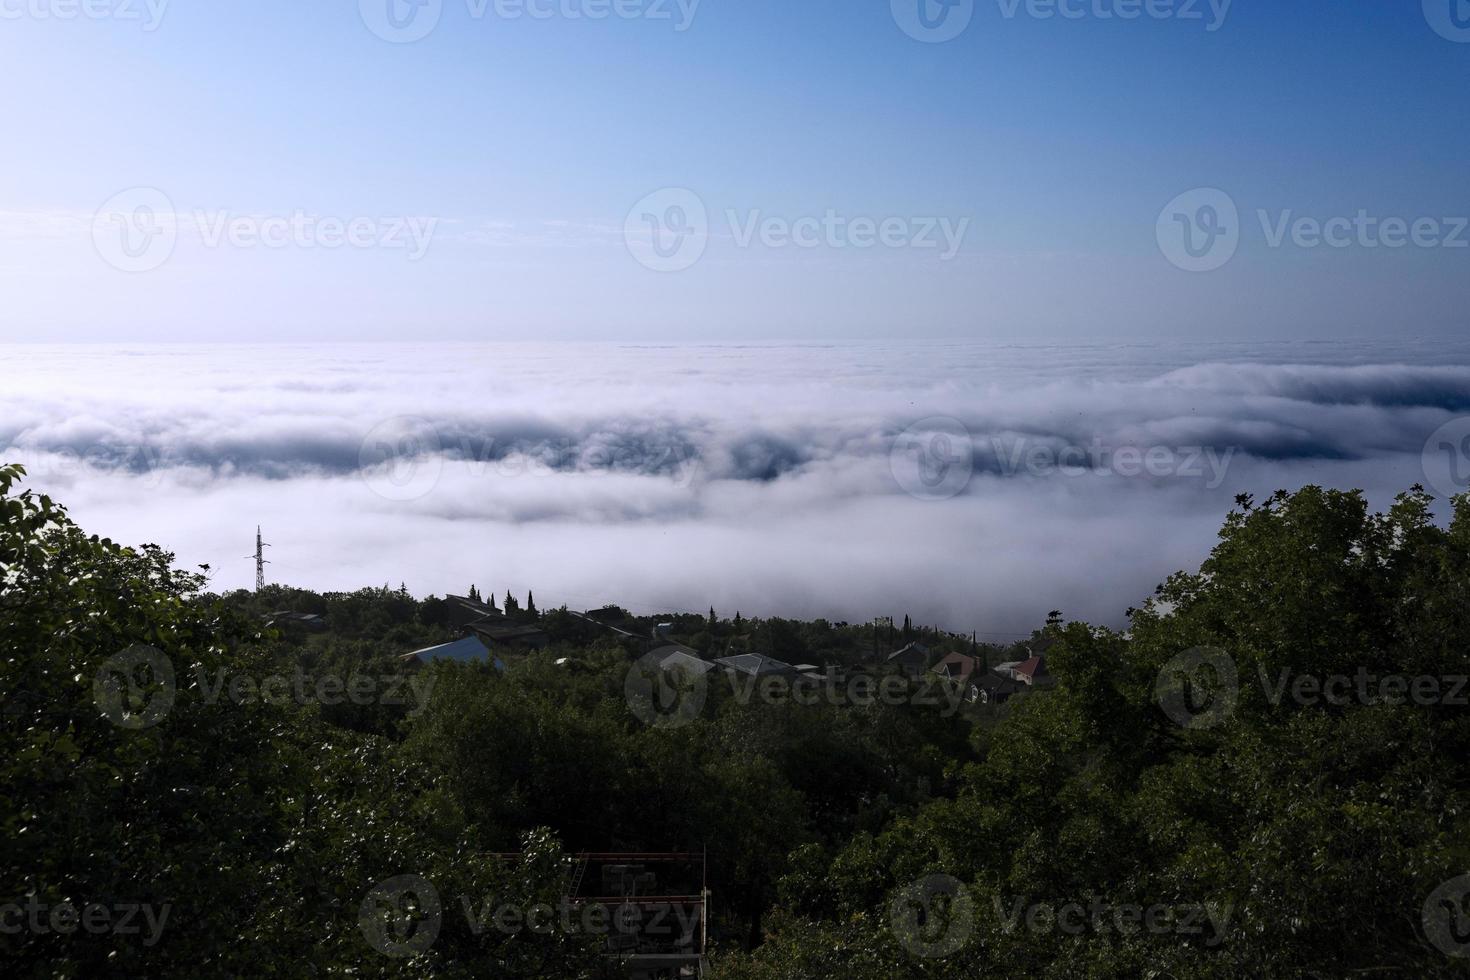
[2,0,1467,341]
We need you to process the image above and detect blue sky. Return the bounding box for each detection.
[2,0,1467,341]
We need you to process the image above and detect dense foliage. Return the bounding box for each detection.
[5,463,1470,976]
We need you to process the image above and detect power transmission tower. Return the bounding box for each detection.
[245,526,271,592]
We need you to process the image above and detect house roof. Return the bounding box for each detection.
[265,611,325,628]
[654,648,716,675]
[887,642,930,662]
[1013,655,1048,679]
[446,594,501,616]
[583,605,629,623]
[934,652,984,680]
[566,609,644,640]
[469,621,549,643]
[714,653,797,677]
[403,634,499,667]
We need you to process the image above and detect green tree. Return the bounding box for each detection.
[0,465,600,978]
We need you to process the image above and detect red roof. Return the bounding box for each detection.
[1014,655,1047,679]
[935,652,984,680]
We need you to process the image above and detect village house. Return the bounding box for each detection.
[885,641,931,678]
[933,642,1056,706]
[992,653,1055,690]
[933,651,987,685]
[441,593,551,649]
[468,620,551,651]
[971,671,1028,705]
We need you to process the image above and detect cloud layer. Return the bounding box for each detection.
[6,341,1468,635]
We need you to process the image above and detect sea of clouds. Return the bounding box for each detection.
[5,340,1470,636]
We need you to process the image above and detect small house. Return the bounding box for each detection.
[933,651,986,685]
[886,642,931,678]
[469,621,550,650]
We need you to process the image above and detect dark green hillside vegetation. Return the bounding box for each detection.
[4,462,1470,977]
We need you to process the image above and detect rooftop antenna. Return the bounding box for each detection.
[245,525,271,592]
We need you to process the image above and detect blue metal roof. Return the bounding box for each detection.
[406,634,501,669]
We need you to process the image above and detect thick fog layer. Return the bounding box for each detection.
[6,340,1467,635]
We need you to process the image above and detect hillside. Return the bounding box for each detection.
[5,462,1470,977]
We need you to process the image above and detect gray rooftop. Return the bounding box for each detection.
[714,653,798,677]
[654,648,716,675]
